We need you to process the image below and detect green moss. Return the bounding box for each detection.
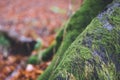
[77,46,92,60]
[0,33,10,47]
[42,1,120,80]
[38,0,113,80]
[28,55,40,64]
[41,43,56,61]
[34,39,42,50]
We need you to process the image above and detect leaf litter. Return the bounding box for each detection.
[0,0,82,80]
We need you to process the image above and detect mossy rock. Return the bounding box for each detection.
[38,0,113,80]
[44,1,120,80]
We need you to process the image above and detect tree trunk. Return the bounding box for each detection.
[37,0,114,80]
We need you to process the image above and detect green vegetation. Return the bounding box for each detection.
[47,1,120,79]
[0,32,10,47]
[37,0,113,80]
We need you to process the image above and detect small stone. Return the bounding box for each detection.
[26,64,34,72]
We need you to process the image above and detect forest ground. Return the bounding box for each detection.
[0,0,81,80]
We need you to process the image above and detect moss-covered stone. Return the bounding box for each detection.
[38,0,113,79]
[28,25,64,64]
[41,27,64,61]
[47,1,120,80]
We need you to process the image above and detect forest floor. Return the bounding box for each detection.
[0,0,82,80]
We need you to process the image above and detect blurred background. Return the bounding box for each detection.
[0,0,82,80]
